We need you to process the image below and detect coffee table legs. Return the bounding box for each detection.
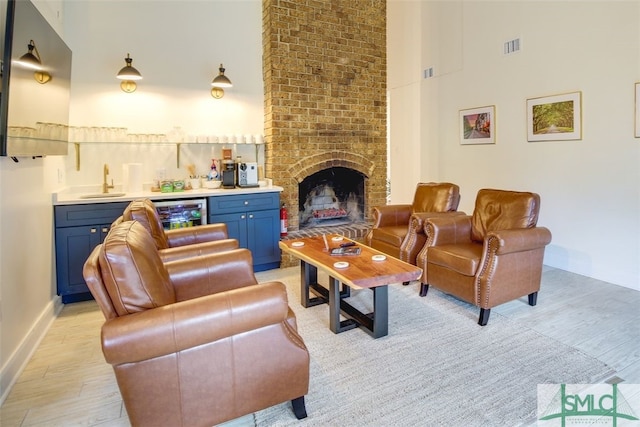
[299,261,389,338]
[332,280,388,338]
[300,261,349,308]
[329,276,358,334]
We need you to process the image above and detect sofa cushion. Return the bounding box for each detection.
[412,182,460,213]
[99,221,176,316]
[427,242,483,276]
[368,225,407,246]
[471,189,540,243]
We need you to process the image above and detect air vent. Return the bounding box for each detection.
[504,38,521,55]
[423,67,434,79]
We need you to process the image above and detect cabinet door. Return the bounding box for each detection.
[208,192,279,214]
[55,225,103,301]
[247,209,280,267]
[55,202,129,227]
[209,212,248,249]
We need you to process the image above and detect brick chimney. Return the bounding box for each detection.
[262,0,388,232]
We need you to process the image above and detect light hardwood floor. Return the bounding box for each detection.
[1,266,638,426]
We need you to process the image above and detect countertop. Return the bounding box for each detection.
[53,185,284,205]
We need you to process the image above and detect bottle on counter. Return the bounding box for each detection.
[208,159,219,181]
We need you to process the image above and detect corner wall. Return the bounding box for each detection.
[388,1,640,290]
[0,0,67,403]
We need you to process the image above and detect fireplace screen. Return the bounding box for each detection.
[298,167,365,229]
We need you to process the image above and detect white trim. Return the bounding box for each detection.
[0,297,63,405]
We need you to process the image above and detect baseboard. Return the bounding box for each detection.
[0,296,63,405]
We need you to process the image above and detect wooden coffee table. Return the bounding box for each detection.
[279,234,422,338]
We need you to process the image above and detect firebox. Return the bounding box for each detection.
[298,167,365,229]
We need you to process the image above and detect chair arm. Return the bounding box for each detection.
[165,223,228,247]
[166,248,258,301]
[410,211,467,236]
[371,204,412,227]
[101,281,291,365]
[424,215,473,246]
[159,239,239,263]
[486,227,552,255]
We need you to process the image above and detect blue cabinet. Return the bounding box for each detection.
[53,190,281,303]
[208,192,280,272]
[54,202,129,303]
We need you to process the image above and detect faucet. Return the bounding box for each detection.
[102,163,114,194]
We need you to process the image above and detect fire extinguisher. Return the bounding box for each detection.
[280,203,288,237]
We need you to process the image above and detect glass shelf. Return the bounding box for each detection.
[71,141,264,171]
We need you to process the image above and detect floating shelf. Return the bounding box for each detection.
[71,140,264,170]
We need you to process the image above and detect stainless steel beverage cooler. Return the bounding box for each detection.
[154,198,207,229]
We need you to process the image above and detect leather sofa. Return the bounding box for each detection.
[417,189,552,325]
[366,182,461,265]
[83,220,310,426]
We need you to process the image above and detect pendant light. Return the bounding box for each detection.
[116,53,142,93]
[211,63,232,98]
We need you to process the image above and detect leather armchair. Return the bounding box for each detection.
[83,220,309,426]
[417,189,552,325]
[121,198,239,262]
[366,182,461,266]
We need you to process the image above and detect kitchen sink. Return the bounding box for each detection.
[79,192,126,199]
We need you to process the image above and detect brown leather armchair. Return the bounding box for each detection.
[366,182,461,265]
[417,189,552,325]
[120,198,239,262]
[83,220,310,426]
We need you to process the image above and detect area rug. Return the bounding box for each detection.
[253,267,616,427]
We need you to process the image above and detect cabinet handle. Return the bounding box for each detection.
[90,228,97,233]
[244,201,249,205]
[102,227,109,233]
[249,214,254,219]
[241,214,246,220]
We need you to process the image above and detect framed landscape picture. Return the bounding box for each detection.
[527,91,582,142]
[459,105,495,145]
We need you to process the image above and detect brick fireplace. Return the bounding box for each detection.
[262,0,387,245]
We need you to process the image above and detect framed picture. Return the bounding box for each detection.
[527,91,582,142]
[635,83,640,138]
[459,105,495,145]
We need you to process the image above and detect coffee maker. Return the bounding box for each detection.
[237,162,259,187]
[221,160,236,188]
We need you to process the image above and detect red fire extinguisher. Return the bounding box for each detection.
[280,203,288,237]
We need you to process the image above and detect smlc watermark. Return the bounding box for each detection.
[538,383,640,426]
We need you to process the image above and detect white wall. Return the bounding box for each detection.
[0,0,67,403]
[387,1,423,203]
[388,0,640,290]
[64,1,262,133]
[60,0,263,185]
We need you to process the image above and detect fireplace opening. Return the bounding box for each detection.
[298,167,366,230]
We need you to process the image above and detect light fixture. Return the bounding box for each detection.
[211,63,232,98]
[15,40,41,70]
[34,71,52,84]
[116,53,142,93]
[14,39,52,84]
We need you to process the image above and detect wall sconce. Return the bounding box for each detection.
[211,63,232,99]
[116,53,142,93]
[14,39,51,84]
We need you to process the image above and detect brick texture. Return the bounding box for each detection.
[263,0,387,233]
